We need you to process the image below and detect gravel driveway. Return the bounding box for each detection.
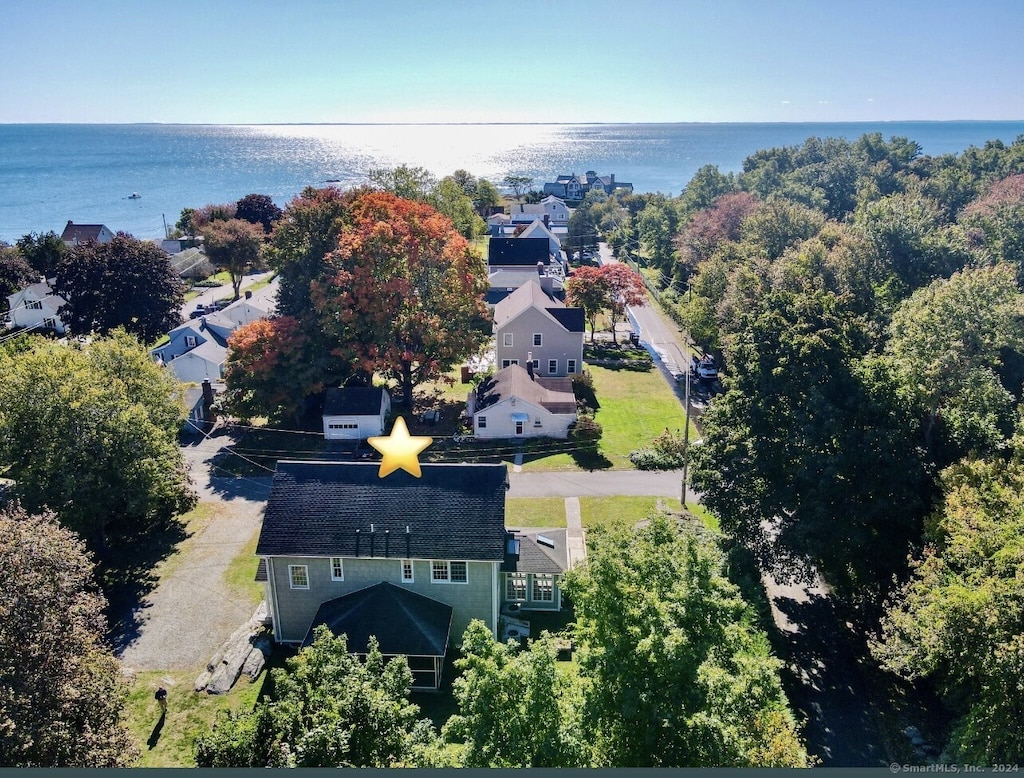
[116,429,271,672]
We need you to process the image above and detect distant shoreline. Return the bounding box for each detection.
[2,119,1024,128]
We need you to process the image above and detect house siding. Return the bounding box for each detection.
[474,397,575,439]
[267,555,498,645]
[495,307,582,377]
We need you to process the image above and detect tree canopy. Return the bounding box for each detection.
[203,217,264,300]
[52,233,184,343]
[194,626,433,767]
[0,331,195,556]
[235,193,283,233]
[0,506,137,767]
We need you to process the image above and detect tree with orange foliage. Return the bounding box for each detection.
[566,263,647,344]
[222,316,314,423]
[311,192,489,408]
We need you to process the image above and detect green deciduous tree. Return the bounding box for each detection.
[444,621,584,767]
[0,332,195,556]
[369,164,436,201]
[203,218,264,300]
[885,262,1024,460]
[15,230,66,277]
[429,177,486,239]
[0,507,137,767]
[564,514,812,767]
[194,625,433,767]
[52,234,184,343]
[872,434,1024,763]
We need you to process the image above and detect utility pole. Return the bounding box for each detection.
[681,356,691,508]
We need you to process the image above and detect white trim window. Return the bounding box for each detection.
[506,573,527,601]
[532,573,554,602]
[477,416,487,429]
[289,564,309,589]
[533,333,543,346]
[503,332,514,347]
[330,557,344,581]
[26,300,42,310]
[184,335,197,348]
[432,560,468,583]
[401,559,414,583]
[567,359,578,374]
[501,359,519,368]
[548,359,558,374]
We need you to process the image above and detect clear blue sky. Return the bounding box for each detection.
[2,0,1022,123]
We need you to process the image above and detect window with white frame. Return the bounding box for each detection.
[501,359,519,368]
[503,332,513,347]
[330,557,344,581]
[185,335,197,348]
[26,300,42,310]
[432,560,468,583]
[477,416,487,429]
[289,564,309,589]
[567,359,577,374]
[532,573,554,601]
[506,573,527,600]
[533,333,543,346]
[548,359,558,374]
[401,559,414,583]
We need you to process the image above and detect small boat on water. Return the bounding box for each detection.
[128,192,141,199]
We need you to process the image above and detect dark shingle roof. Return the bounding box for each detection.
[502,529,568,574]
[546,307,585,333]
[256,461,508,560]
[302,582,453,656]
[488,237,549,265]
[323,386,387,416]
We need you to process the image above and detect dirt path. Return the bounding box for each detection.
[115,429,271,672]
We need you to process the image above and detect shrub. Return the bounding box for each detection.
[569,413,603,443]
[629,428,688,470]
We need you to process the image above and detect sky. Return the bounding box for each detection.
[2,0,1022,124]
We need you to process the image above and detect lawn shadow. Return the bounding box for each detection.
[147,712,166,750]
[570,443,613,471]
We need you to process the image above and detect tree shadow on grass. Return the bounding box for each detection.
[570,443,613,470]
[104,513,190,653]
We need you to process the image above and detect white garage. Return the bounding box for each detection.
[322,386,391,440]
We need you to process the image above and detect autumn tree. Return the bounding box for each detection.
[222,317,316,423]
[194,626,433,767]
[52,233,184,343]
[601,263,647,343]
[235,193,283,233]
[0,332,195,556]
[0,507,137,767]
[564,514,812,767]
[203,218,264,300]
[311,191,489,408]
[565,265,610,342]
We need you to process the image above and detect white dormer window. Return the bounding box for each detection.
[184,335,197,348]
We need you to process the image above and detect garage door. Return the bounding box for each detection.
[325,418,361,439]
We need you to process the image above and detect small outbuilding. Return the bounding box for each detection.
[322,386,392,440]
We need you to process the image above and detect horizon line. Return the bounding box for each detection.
[3,119,1024,127]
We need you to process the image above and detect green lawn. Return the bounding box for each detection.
[505,497,567,528]
[580,495,680,531]
[520,364,692,471]
[122,666,264,767]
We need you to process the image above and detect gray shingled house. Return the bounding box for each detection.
[255,460,570,689]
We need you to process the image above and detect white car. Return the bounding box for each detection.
[692,355,718,380]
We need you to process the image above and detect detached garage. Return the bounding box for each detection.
[322,386,391,440]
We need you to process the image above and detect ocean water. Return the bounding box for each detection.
[2,121,1023,244]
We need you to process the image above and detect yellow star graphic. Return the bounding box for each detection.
[367,416,432,478]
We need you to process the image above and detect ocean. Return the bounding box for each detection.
[2,121,1023,245]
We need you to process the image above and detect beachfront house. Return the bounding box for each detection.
[254,461,512,689]
[60,221,115,247]
[492,278,584,375]
[542,171,633,199]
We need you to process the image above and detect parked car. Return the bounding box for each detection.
[691,353,718,380]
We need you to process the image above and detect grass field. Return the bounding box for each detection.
[505,497,567,527]
[123,666,265,767]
